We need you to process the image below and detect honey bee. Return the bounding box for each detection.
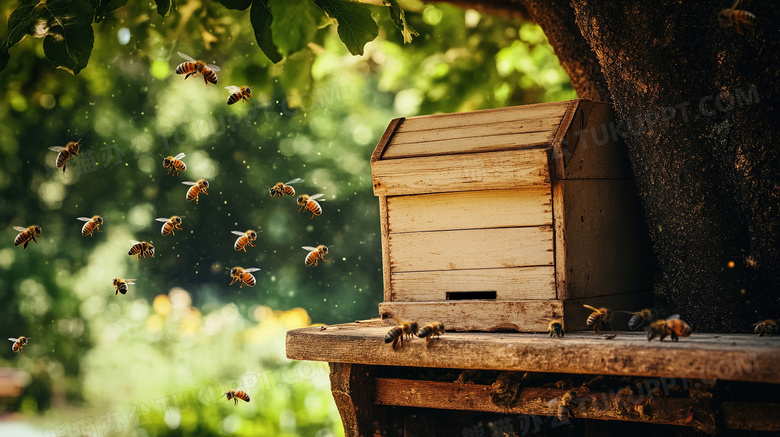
[231,230,259,252]
[156,216,184,236]
[113,278,136,295]
[222,386,251,406]
[302,245,329,266]
[161,153,187,176]
[48,139,81,173]
[718,0,756,34]
[385,320,418,351]
[13,225,42,250]
[583,305,613,334]
[77,215,103,237]
[549,390,578,423]
[228,266,261,288]
[8,337,29,355]
[543,319,564,338]
[267,178,303,197]
[128,240,155,260]
[752,319,779,336]
[225,86,254,105]
[297,193,325,219]
[646,315,692,342]
[417,322,445,346]
[619,308,658,331]
[182,179,209,203]
[175,52,220,85]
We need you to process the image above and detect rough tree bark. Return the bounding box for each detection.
[451,0,779,331]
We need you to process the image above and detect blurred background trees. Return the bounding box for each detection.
[0,1,574,435]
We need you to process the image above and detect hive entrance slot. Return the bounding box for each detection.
[445,291,497,300]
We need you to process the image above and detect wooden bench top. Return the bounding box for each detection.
[286,320,780,384]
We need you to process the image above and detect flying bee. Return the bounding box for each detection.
[48,139,81,173]
[302,245,329,266]
[113,278,136,295]
[13,225,42,250]
[718,0,756,34]
[8,337,29,355]
[542,319,564,338]
[228,266,261,288]
[646,315,692,342]
[583,305,613,334]
[225,86,254,105]
[182,179,209,203]
[128,240,155,260]
[161,153,187,176]
[156,216,184,236]
[417,322,445,346]
[77,215,104,237]
[752,319,779,336]
[267,178,303,197]
[175,52,220,85]
[619,308,658,331]
[231,230,259,252]
[385,320,418,351]
[297,193,325,219]
[548,390,578,423]
[222,386,251,406]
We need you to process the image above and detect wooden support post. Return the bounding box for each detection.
[329,363,386,437]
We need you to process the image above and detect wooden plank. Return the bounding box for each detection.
[391,121,554,146]
[383,131,554,160]
[379,195,393,303]
[562,179,653,299]
[390,267,556,302]
[386,188,552,234]
[552,180,567,300]
[329,363,386,437]
[286,325,780,384]
[388,227,554,272]
[371,148,550,197]
[371,117,404,163]
[550,100,581,181]
[562,102,634,179]
[394,101,570,134]
[379,300,563,332]
[563,291,654,332]
[720,401,780,431]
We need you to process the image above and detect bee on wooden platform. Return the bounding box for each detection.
[49,139,81,174]
[619,308,658,331]
[77,215,103,237]
[718,0,756,34]
[182,179,209,203]
[128,240,155,260]
[8,337,29,355]
[583,305,613,334]
[13,225,42,250]
[229,266,261,288]
[225,86,253,105]
[161,153,187,176]
[175,52,220,85]
[302,245,329,266]
[222,386,250,406]
[297,194,325,219]
[232,230,259,252]
[542,319,564,338]
[752,319,779,336]
[156,216,183,236]
[417,322,445,346]
[549,390,578,423]
[385,320,418,351]
[267,178,303,197]
[646,315,692,342]
[113,278,136,295]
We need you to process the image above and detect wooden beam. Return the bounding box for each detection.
[329,363,386,437]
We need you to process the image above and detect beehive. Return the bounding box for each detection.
[371,99,653,332]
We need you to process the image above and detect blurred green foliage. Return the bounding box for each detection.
[0,1,574,435]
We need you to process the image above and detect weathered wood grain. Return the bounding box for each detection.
[383,131,554,160]
[379,300,563,332]
[329,363,386,437]
[372,148,550,196]
[386,188,552,234]
[550,100,581,181]
[286,324,780,384]
[371,117,404,163]
[388,227,554,272]
[390,267,557,302]
[379,195,393,303]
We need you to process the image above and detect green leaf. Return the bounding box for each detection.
[250,0,283,63]
[155,0,175,17]
[0,0,95,74]
[268,0,322,56]
[217,0,251,11]
[382,0,418,44]
[314,0,378,56]
[94,0,128,23]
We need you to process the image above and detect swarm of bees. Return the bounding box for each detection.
[718,0,756,34]
[9,337,29,355]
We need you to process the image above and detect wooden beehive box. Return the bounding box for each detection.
[371,99,653,332]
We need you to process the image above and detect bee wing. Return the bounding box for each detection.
[174,153,186,160]
[302,246,318,251]
[155,218,171,223]
[48,146,65,152]
[129,240,141,245]
[582,304,600,312]
[13,226,28,232]
[125,281,136,285]
[225,86,242,94]
[666,314,681,320]
[231,231,246,236]
[77,217,92,222]
[178,52,195,61]
[207,64,221,71]
[285,178,303,185]
[309,193,325,201]
[243,268,261,273]
[182,181,197,186]
[8,338,18,342]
